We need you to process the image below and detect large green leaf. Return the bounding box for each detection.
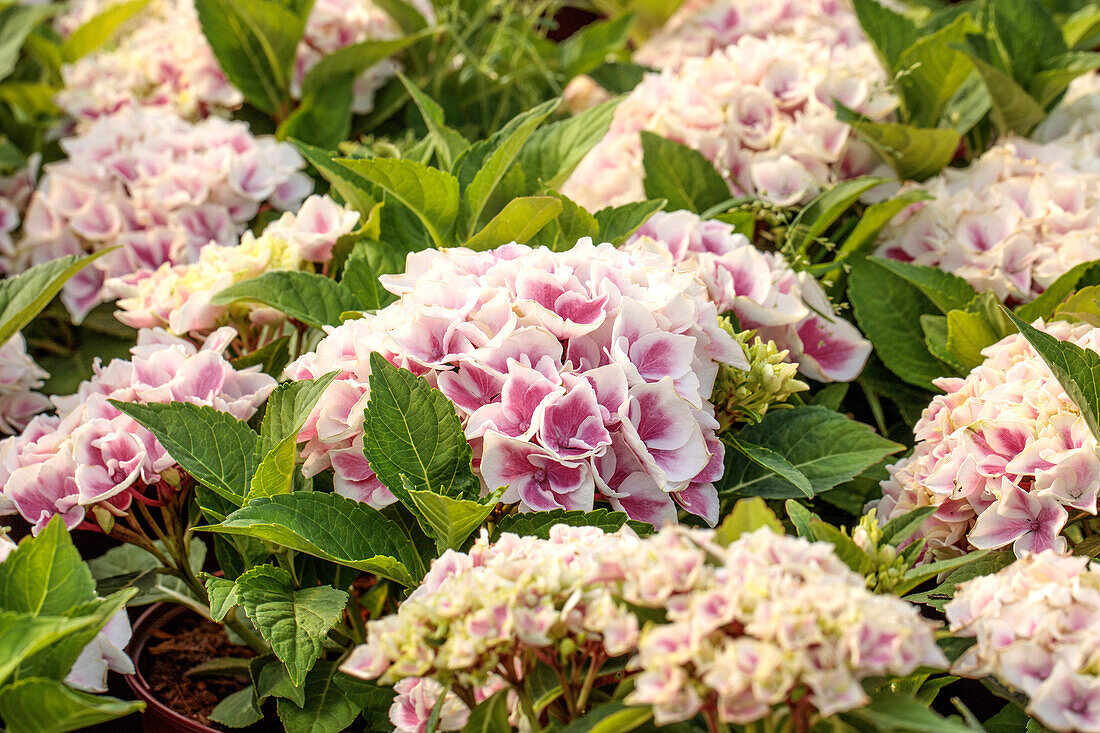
[1015,259,1100,322]
[0,678,144,733]
[16,590,137,682]
[594,199,666,244]
[337,157,460,248]
[785,177,887,256]
[840,690,980,733]
[724,437,814,498]
[0,516,95,616]
[209,686,263,728]
[518,98,620,190]
[464,196,563,251]
[640,131,731,214]
[894,14,980,127]
[277,74,354,149]
[719,406,903,500]
[197,493,417,585]
[871,258,979,314]
[210,271,364,329]
[293,140,378,216]
[837,105,961,181]
[0,5,56,80]
[194,0,307,116]
[954,36,1046,135]
[362,352,480,499]
[461,690,511,733]
[276,662,365,733]
[0,252,107,344]
[235,565,348,686]
[849,257,947,390]
[0,613,95,686]
[402,483,503,553]
[340,239,407,311]
[714,498,784,545]
[557,13,634,78]
[1004,309,1100,443]
[488,508,653,542]
[851,0,921,70]
[528,193,600,251]
[111,401,258,505]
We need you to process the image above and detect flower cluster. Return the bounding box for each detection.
[0,327,276,533]
[109,195,359,339]
[53,0,433,122]
[287,239,748,526]
[1035,71,1100,144]
[876,138,1100,302]
[55,0,242,123]
[625,210,871,382]
[9,107,312,322]
[0,334,51,436]
[0,160,37,275]
[946,551,1100,732]
[877,319,1100,561]
[634,0,867,71]
[560,34,895,211]
[342,525,946,728]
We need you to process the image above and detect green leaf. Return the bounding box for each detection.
[895,549,991,595]
[786,177,888,255]
[841,690,981,733]
[394,71,468,171]
[232,336,292,377]
[337,157,459,248]
[0,5,56,80]
[640,131,731,214]
[371,0,427,34]
[720,406,904,500]
[276,662,365,733]
[110,401,258,505]
[464,196,563,251]
[277,74,354,149]
[235,565,348,686]
[557,700,653,733]
[197,492,417,585]
[463,99,559,233]
[211,270,364,329]
[254,657,307,706]
[990,0,1066,83]
[17,590,137,682]
[205,576,240,622]
[0,516,95,615]
[362,352,479,499]
[946,307,1000,370]
[293,140,377,217]
[341,238,407,311]
[489,508,653,541]
[210,686,263,728]
[849,257,946,390]
[528,192,600,251]
[59,0,150,61]
[1004,309,1100,442]
[1063,5,1100,49]
[594,199,666,245]
[558,13,634,78]
[840,112,961,181]
[904,550,1015,610]
[302,32,430,92]
[588,61,649,94]
[518,99,620,190]
[785,499,816,538]
[194,0,306,116]
[257,373,340,458]
[954,38,1047,135]
[714,497,784,545]
[851,0,920,70]
[880,506,938,546]
[91,540,206,607]
[1031,51,1100,107]
[807,521,871,574]
[871,258,979,315]
[1015,259,1100,322]
[461,690,510,733]
[0,613,96,686]
[894,14,981,127]
[724,436,814,498]
[0,678,144,733]
[0,252,107,343]
[248,434,299,500]
[402,484,504,553]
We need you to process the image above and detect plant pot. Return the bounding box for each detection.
[126,604,269,733]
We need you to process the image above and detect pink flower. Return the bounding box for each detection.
[481,433,594,511]
[1031,663,1100,732]
[969,478,1068,555]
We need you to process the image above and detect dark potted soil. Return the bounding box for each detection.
[126,604,273,733]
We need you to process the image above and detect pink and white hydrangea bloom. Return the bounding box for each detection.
[877,319,1100,561]
[108,194,359,339]
[0,327,276,533]
[0,159,37,276]
[9,107,312,322]
[287,239,748,526]
[54,0,433,122]
[1034,71,1100,144]
[877,137,1100,303]
[0,334,51,435]
[560,33,896,211]
[946,551,1100,733]
[342,525,945,728]
[625,210,871,381]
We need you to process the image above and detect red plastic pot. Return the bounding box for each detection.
[126,604,222,733]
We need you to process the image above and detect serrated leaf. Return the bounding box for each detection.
[714,498,784,545]
[204,575,240,622]
[0,516,96,615]
[402,483,504,553]
[464,196,563,250]
[724,436,814,498]
[362,352,479,499]
[276,662,364,733]
[0,678,144,733]
[235,565,347,686]
[0,252,108,341]
[640,131,731,214]
[293,140,377,216]
[257,373,340,458]
[720,406,904,500]
[212,271,363,329]
[337,157,459,248]
[871,258,978,315]
[197,492,417,585]
[894,14,980,127]
[340,238,407,311]
[849,257,946,390]
[111,401,257,505]
[518,98,620,190]
[488,508,653,542]
[836,104,960,181]
[594,199,666,245]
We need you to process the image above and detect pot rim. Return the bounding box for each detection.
[125,602,222,733]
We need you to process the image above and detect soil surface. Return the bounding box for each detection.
[143,612,256,728]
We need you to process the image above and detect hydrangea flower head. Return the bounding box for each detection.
[10,107,312,322]
[0,334,51,436]
[946,551,1100,732]
[878,319,1100,561]
[288,238,749,525]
